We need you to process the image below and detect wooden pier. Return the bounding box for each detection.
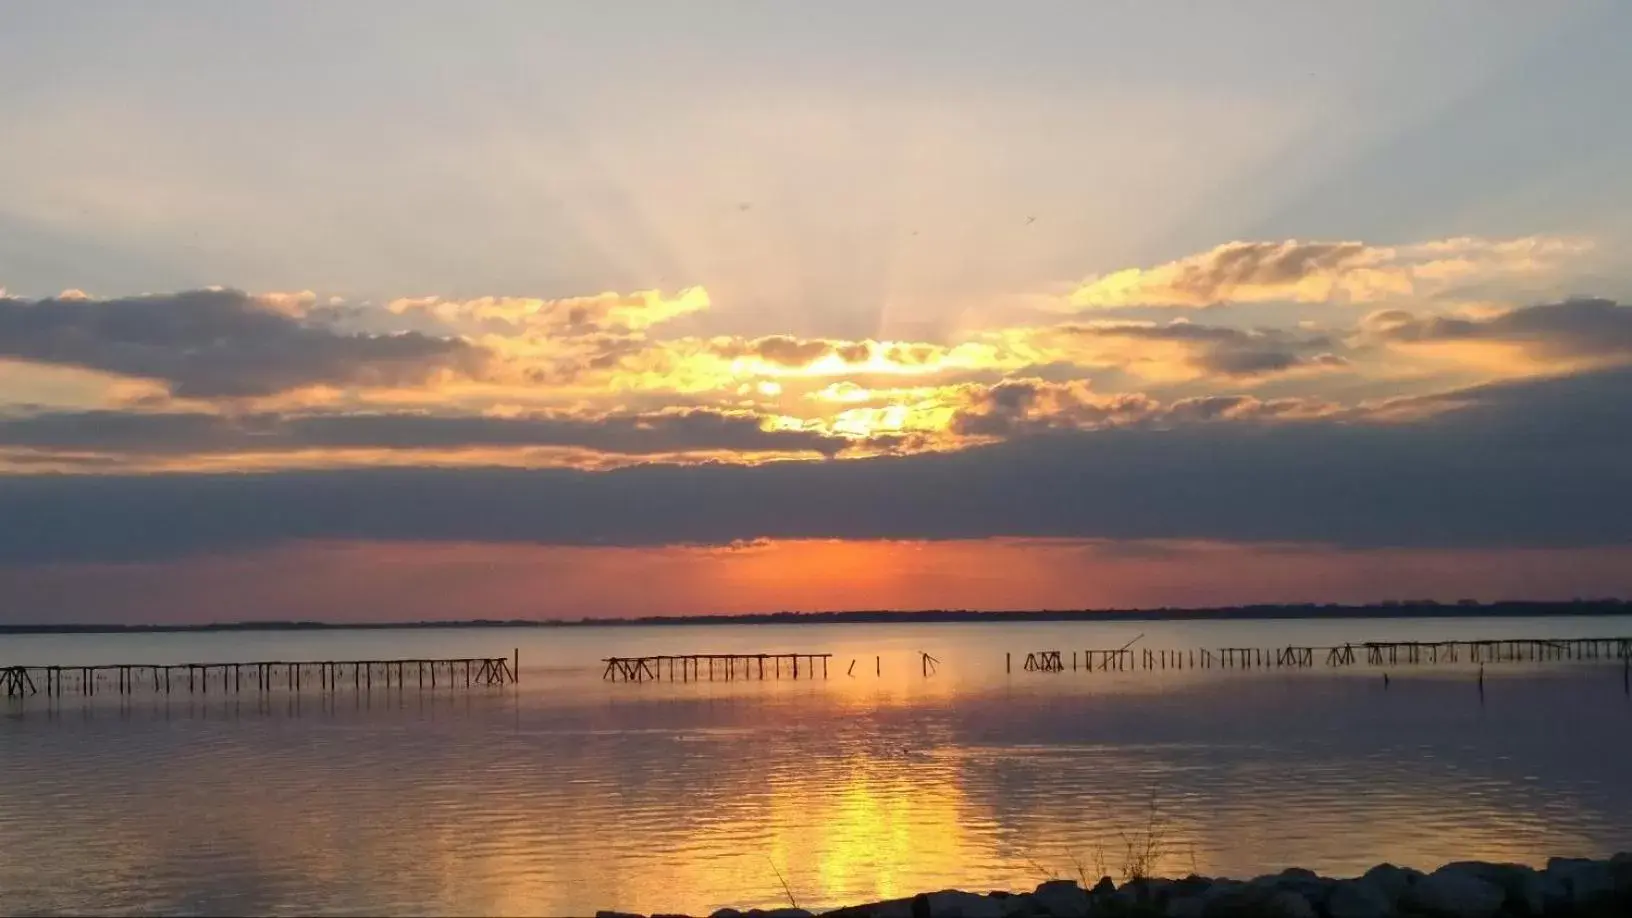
[2,651,519,699]
[602,653,832,682]
[1012,637,1632,674]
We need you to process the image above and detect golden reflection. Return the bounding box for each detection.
[0,672,1618,916]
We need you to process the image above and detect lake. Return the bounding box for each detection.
[3,616,1631,916]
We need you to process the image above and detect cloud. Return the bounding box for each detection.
[387,287,710,336]
[0,288,486,398]
[8,364,1625,564]
[1365,297,1632,367]
[948,379,1158,436]
[946,378,1338,436]
[1009,320,1345,381]
[1068,236,1588,309]
[709,335,876,368]
[0,407,852,459]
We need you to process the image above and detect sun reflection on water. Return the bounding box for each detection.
[2,621,1631,915]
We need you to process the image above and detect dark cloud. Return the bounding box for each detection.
[5,366,1628,564]
[948,379,1157,437]
[947,379,1332,436]
[1197,347,1301,376]
[1056,322,1339,378]
[0,288,487,397]
[710,335,878,368]
[1370,297,1632,362]
[0,409,850,458]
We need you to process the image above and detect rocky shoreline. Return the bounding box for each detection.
[599,854,1632,918]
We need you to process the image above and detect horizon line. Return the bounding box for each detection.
[2,599,1629,634]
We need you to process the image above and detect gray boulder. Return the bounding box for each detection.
[1436,861,1543,914]
[1360,863,1418,906]
[1400,865,1506,917]
[1546,856,1616,908]
[1613,852,1632,895]
[1122,877,1174,906]
[1261,890,1316,918]
[922,891,1004,918]
[1324,879,1394,918]
[820,900,916,918]
[1163,897,1205,918]
[1029,880,1090,918]
[1263,868,1330,908]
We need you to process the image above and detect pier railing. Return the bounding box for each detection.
[2,651,519,699]
[1010,636,1632,673]
[602,653,831,682]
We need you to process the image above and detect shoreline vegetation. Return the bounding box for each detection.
[604,855,1632,918]
[2,600,1629,635]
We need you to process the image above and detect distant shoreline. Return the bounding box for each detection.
[2,600,1628,634]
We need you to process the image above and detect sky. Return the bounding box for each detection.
[3,2,1632,623]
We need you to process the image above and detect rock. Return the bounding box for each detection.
[1324,879,1394,918]
[1198,880,1255,917]
[597,912,645,918]
[1400,865,1505,917]
[995,896,1037,918]
[842,895,900,918]
[1279,867,1319,881]
[1029,880,1090,917]
[1436,861,1543,914]
[923,891,1004,918]
[1546,856,1616,907]
[1259,868,1329,908]
[1612,853,1632,896]
[1163,897,1205,918]
[1170,876,1212,899]
[1090,876,1116,897]
[1123,877,1173,906]
[710,911,743,918]
[1360,863,1417,905]
[1262,890,1315,918]
[749,910,813,918]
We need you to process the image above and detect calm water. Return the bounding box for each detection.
[3,617,1631,916]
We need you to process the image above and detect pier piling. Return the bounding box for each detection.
[3,655,517,701]
[1009,635,1632,677]
[601,653,832,683]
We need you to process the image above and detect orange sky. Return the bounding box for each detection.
[6,538,1632,624]
[4,5,1632,622]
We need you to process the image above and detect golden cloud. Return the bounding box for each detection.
[1068,236,1590,309]
[387,286,711,335]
